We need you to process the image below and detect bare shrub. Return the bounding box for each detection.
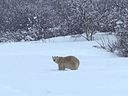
[95,34,117,53]
[70,34,91,41]
[95,32,128,57]
[71,34,83,41]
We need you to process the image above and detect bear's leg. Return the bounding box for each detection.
[58,64,65,70]
[58,64,61,70]
[62,65,65,70]
[58,64,63,70]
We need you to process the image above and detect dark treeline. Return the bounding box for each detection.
[0,0,128,42]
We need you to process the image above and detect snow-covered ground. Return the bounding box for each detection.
[0,34,128,96]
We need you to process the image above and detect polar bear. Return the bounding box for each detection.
[52,56,80,70]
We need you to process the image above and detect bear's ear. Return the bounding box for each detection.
[52,56,55,59]
[52,56,56,62]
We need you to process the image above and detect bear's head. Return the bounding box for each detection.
[52,56,60,64]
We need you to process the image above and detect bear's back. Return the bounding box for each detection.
[64,56,79,63]
[61,56,80,70]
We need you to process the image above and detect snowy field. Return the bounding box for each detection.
[0,34,128,96]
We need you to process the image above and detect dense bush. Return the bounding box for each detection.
[0,0,128,42]
[116,32,128,57]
